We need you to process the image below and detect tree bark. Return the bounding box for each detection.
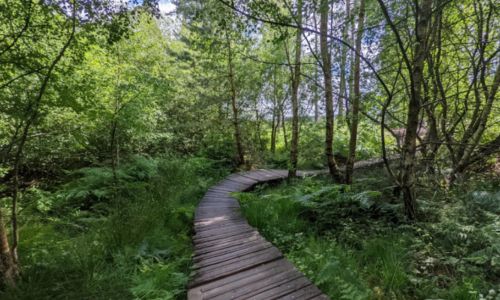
[281,99,288,149]
[400,0,433,220]
[346,0,357,127]
[345,0,365,184]
[271,104,277,154]
[288,0,302,178]
[338,0,350,120]
[313,13,320,123]
[271,67,279,153]
[0,209,17,288]
[320,0,342,181]
[226,32,245,167]
[1,4,77,281]
[451,63,500,179]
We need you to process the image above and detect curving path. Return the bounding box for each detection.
[188,169,329,300]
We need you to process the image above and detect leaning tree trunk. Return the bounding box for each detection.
[451,64,500,180]
[345,0,365,184]
[320,0,342,181]
[288,0,303,178]
[226,32,245,167]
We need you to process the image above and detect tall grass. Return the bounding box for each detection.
[237,171,499,300]
[1,156,228,300]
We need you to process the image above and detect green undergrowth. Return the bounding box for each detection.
[1,155,229,300]
[263,120,386,170]
[236,168,500,300]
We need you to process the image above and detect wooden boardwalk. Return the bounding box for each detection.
[188,169,329,300]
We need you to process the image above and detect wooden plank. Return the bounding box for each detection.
[194,231,257,248]
[188,169,329,299]
[225,176,258,185]
[193,237,267,262]
[195,247,282,274]
[194,216,243,226]
[195,221,248,234]
[188,259,286,300]
[239,170,282,182]
[200,260,294,298]
[208,186,236,192]
[194,214,240,220]
[193,241,272,269]
[250,276,312,300]
[202,192,233,199]
[195,206,238,214]
[215,180,248,189]
[259,169,288,178]
[194,232,262,256]
[200,195,236,201]
[193,223,251,237]
[197,204,240,209]
[193,226,254,242]
[208,269,302,300]
[194,211,241,220]
[194,212,241,220]
[227,173,259,183]
[191,247,282,287]
[194,219,247,232]
[194,233,260,252]
[197,199,237,205]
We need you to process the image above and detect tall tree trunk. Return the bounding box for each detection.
[346,0,357,127]
[226,32,245,167]
[288,0,303,178]
[271,67,279,153]
[281,100,288,149]
[254,97,263,155]
[320,0,342,181]
[110,117,119,183]
[271,106,277,154]
[313,15,320,123]
[338,0,350,120]
[345,0,365,184]
[400,0,433,220]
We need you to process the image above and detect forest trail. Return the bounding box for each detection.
[188,169,329,300]
[188,159,392,299]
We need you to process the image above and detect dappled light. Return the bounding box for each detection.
[0,0,498,299]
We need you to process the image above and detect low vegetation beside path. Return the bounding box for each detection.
[237,168,500,300]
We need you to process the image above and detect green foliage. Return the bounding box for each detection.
[1,156,226,299]
[238,170,499,300]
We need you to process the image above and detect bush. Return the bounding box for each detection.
[1,155,227,300]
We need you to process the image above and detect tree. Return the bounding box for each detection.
[287,0,303,178]
[345,0,365,184]
[320,0,342,181]
[0,0,77,285]
[377,0,434,220]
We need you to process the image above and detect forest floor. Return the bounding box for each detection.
[0,156,230,300]
[236,166,500,300]
[1,156,498,300]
